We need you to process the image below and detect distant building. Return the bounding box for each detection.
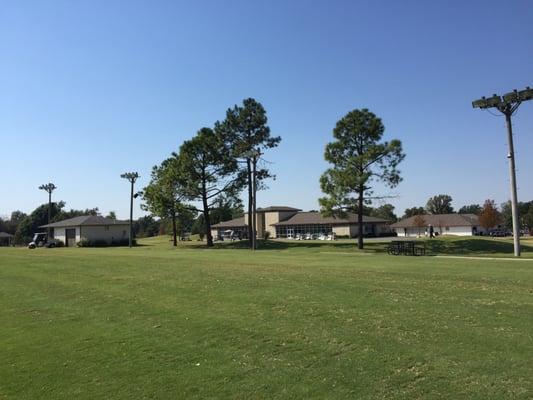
[210,206,391,239]
[40,215,130,247]
[0,232,14,246]
[391,213,485,237]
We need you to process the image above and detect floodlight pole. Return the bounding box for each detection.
[503,108,521,256]
[39,183,57,239]
[472,86,533,257]
[121,172,139,248]
[252,151,257,251]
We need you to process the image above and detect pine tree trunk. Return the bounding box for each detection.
[357,189,364,250]
[203,205,213,247]
[171,205,177,247]
[202,183,213,247]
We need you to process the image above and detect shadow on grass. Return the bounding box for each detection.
[174,237,533,257]
[422,238,533,256]
[180,239,375,252]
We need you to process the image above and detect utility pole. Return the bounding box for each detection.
[39,183,57,239]
[250,148,262,251]
[120,172,139,248]
[472,86,533,257]
[252,151,257,251]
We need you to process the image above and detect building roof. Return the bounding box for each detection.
[211,216,246,229]
[256,206,302,212]
[272,212,389,226]
[40,215,129,228]
[390,213,480,228]
[0,232,14,238]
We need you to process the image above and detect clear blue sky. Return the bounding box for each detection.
[1,0,532,219]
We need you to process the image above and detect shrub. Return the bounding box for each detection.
[76,239,136,247]
[263,231,270,240]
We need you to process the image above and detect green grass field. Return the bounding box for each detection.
[1,237,532,399]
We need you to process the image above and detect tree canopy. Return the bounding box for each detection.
[426,194,454,214]
[319,109,405,249]
[142,154,192,246]
[479,199,501,231]
[403,207,425,218]
[178,127,245,247]
[370,204,397,222]
[458,204,481,215]
[215,98,280,248]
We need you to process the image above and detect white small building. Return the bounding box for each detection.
[391,213,486,237]
[41,215,130,247]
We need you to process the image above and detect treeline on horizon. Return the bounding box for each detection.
[3,194,533,246]
[3,99,533,246]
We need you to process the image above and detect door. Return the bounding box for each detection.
[66,229,76,247]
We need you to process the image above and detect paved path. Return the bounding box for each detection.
[435,255,533,262]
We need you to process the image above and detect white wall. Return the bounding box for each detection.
[52,225,129,245]
[52,227,80,244]
[395,226,486,237]
[82,225,129,243]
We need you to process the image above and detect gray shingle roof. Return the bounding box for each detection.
[256,206,302,212]
[272,212,389,226]
[390,214,480,228]
[40,215,129,228]
[0,232,14,238]
[211,216,246,229]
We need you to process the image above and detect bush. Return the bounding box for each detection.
[263,231,270,240]
[76,239,136,247]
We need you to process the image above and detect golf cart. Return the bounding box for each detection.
[28,232,57,249]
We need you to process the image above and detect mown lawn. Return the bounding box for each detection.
[1,237,532,399]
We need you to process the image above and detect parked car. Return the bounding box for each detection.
[489,229,511,237]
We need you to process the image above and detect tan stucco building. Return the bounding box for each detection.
[211,206,391,240]
[41,215,130,247]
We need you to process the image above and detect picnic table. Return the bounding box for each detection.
[387,240,425,256]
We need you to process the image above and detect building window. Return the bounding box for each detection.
[445,226,449,231]
[275,224,333,238]
[105,226,109,231]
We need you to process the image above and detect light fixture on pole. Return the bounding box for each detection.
[120,172,139,248]
[472,86,532,257]
[39,182,57,239]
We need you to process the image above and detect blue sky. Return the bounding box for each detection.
[1,0,532,219]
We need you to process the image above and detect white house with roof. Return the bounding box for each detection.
[40,215,130,247]
[390,213,486,237]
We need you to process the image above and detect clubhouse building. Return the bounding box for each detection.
[210,206,391,239]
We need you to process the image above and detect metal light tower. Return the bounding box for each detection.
[472,86,533,257]
[39,182,57,238]
[121,172,139,248]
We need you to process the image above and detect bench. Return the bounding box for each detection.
[387,240,426,256]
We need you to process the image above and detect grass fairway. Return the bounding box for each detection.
[1,238,532,399]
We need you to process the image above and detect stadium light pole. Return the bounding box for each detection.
[121,172,139,248]
[472,86,533,257]
[39,183,57,239]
